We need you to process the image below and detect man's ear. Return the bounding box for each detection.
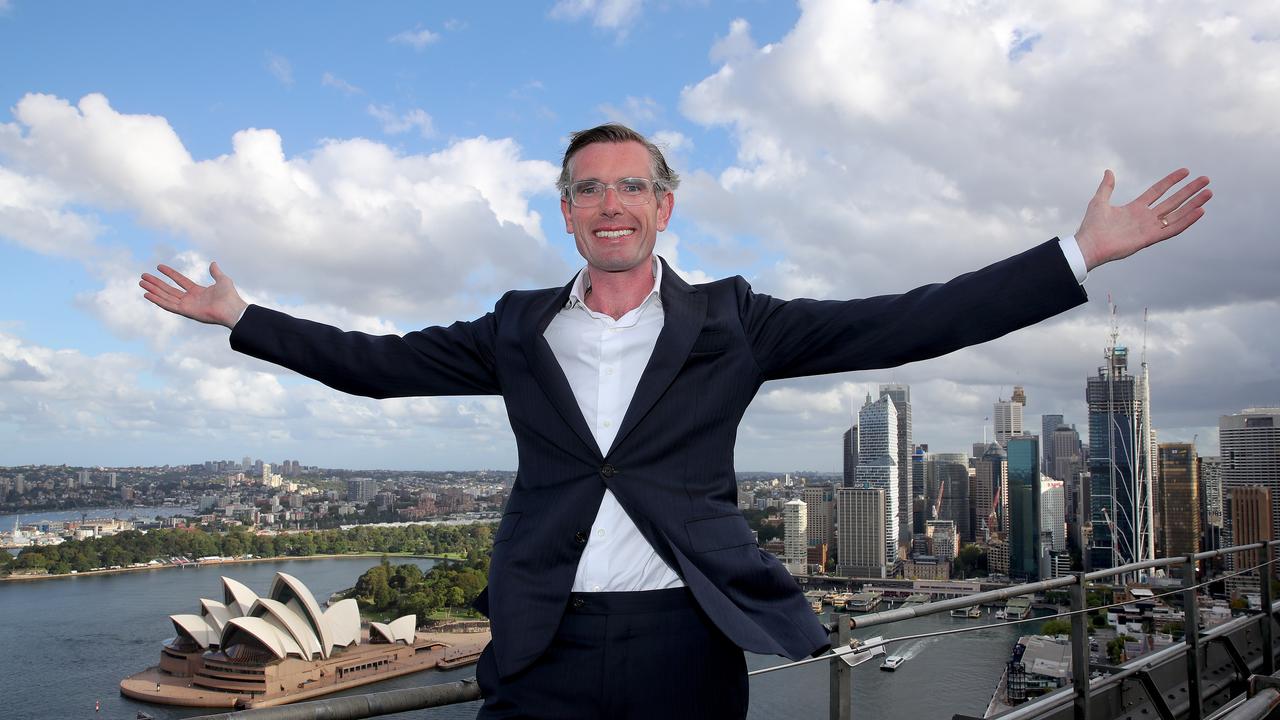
[561,196,574,233]
[656,191,675,232]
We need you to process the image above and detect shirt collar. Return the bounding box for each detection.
[567,256,663,310]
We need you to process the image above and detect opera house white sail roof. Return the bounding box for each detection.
[168,572,415,662]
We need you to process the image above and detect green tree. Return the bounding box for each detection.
[1040,618,1072,636]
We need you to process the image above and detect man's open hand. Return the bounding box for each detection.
[1075,168,1212,271]
[139,262,248,329]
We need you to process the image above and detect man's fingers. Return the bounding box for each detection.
[210,261,227,283]
[142,291,180,313]
[1093,169,1116,204]
[1137,168,1191,207]
[156,264,199,291]
[1158,188,1213,235]
[1152,176,1210,219]
[140,274,182,299]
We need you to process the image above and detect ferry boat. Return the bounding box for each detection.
[840,635,886,668]
[880,654,906,671]
[949,605,982,618]
[846,591,883,613]
[1004,597,1033,621]
[829,592,854,608]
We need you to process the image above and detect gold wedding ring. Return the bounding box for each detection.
[1160,217,1169,228]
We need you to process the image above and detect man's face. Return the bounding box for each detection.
[561,140,674,274]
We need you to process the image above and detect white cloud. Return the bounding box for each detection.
[0,93,566,327]
[443,18,467,32]
[709,18,755,64]
[550,0,643,36]
[389,27,440,50]
[598,96,661,125]
[265,52,293,86]
[0,328,517,466]
[367,104,435,138]
[668,1,1280,462]
[321,72,362,95]
[680,2,1279,311]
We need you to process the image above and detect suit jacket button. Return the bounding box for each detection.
[599,464,616,479]
[571,597,586,610]
[574,530,588,545]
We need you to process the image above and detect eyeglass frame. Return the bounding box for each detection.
[563,177,668,208]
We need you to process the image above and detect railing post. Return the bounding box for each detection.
[1183,555,1202,720]
[1262,542,1276,676]
[1070,572,1090,720]
[830,614,852,720]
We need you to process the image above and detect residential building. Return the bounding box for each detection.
[1040,477,1065,553]
[880,383,913,549]
[994,390,1026,447]
[783,499,808,574]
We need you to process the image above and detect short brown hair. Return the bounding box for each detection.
[556,123,681,196]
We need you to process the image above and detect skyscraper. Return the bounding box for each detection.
[879,383,913,550]
[1042,414,1063,471]
[1051,424,1083,481]
[836,487,885,578]
[1087,344,1155,572]
[973,442,1006,538]
[1226,486,1273,576]
[1040,477,1065,553]
[1219,408,1280,549]
[1199,455,1224,543]
[1007,436,1041,581]
[842,425,858,487]
[1156,443,1200,564]
[930,453,972,543]
[783,499,808,574]
[857,393,899,568]
[994,387,1026,447]
[801,485,834,550]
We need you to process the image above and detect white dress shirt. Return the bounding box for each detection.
[543,259,686,592]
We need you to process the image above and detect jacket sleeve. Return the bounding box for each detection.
[229,303,501,399]
[740,238,1088,381]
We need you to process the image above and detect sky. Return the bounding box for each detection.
[1,1,1277,472]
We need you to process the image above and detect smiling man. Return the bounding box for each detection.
[141,123,1210,719]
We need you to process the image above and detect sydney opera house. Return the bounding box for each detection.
[120,571,489,709]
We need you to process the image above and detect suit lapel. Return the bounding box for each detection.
[607,258,707,457]
[521,272,603,460]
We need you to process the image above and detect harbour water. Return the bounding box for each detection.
[0,561,1045,719]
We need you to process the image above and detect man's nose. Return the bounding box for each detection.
[599,186,624,214]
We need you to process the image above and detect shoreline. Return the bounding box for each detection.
[1,552,460,583]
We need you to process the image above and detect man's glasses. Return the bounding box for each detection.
[567,178,659,208]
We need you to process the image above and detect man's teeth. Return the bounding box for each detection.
[594,229,634,238]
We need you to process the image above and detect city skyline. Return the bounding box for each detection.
[2,2,1277,471]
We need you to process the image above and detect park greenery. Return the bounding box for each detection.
[348,558,489,621]
[1,522,495,576]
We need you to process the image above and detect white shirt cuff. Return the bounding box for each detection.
[1059,235,1088,284]
[232,305,248,328]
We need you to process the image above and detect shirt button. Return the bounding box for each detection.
[599,464,616,479]
[595,528,606,538]
[574,530,588,545]
[605,367,615,375]
[591,585,601,592]
[602,420,612,428]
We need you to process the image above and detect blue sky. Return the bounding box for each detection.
[1,1,1277,470]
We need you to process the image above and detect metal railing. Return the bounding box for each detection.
[185,540,1280,720]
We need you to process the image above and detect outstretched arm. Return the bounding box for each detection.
[1074,168,1212,271]
[139,262,249,329]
